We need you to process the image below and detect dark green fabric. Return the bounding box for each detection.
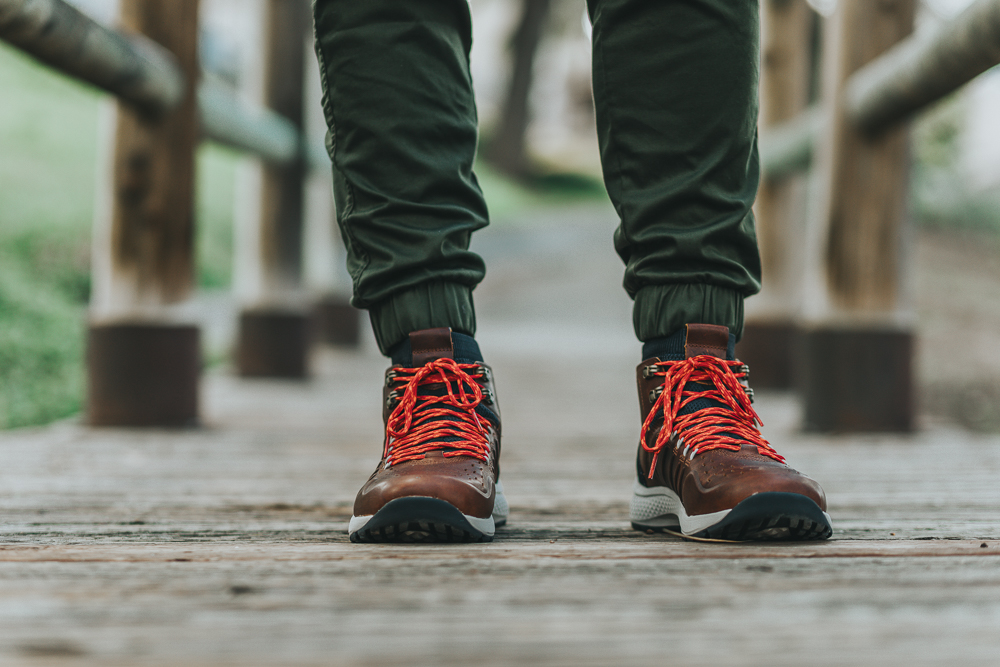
[588,0,762,341]
[313,0,485,354]
[634,284,745,343]
[368,281,476,356]
[313,0,762,353]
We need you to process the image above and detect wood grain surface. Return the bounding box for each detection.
[104,0,200,311]
[817,0,916,313]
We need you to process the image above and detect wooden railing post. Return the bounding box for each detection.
[799,0,917,431]
[234,0,313,377]
[738,0,816,389]
[87,0,201,426]
[302,42,360,347]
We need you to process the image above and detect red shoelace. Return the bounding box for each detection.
[384,358,492,467]
[639,356,784,479]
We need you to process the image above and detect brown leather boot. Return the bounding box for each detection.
[631,324,832,541]
[348,328,507,543]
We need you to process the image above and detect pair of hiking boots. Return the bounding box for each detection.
[348,325,833,543]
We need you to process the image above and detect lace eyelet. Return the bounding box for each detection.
[385,389,402,409]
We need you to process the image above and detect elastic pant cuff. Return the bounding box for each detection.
[633,284,745,342]
[368,282,476,355]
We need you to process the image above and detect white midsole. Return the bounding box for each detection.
[348,480,508,536]
[629,479,731,535]
[493,480,509,524]
[630,479,834,536]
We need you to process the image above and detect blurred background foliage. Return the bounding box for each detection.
[1,43,95,429]
[911,94,1000,236]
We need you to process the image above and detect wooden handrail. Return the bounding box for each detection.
[759,107,823,181]
[0,0,320,167]
[0,0,184,116]
[199,77,302,166]
[762,0,1000,177]
[846,0,1000,135]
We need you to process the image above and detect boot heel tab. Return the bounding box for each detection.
[410,327,454,366]
[684,324,730,359]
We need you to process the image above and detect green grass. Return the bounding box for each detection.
[195,145,239,289]
[0,44,97,428]
[0,254,85,428]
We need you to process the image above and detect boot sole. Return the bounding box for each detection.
[350,497,495,544]
[631,481,833,541]
[349,480,507,544]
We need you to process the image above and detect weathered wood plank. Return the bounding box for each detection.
[0,553,997,666]
[2,212,999,665]
[0,540,998,562]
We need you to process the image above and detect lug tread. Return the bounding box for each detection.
[350,497,494,544]
[694,492,832,541]
[632,492,832,542]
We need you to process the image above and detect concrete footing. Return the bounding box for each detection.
[87,323,201,427]
[799,325,914,432]
[237,309,310,378]
[312,296,361,347]
[736,320,799,390]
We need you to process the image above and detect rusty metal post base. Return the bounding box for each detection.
[87,323,201,427]
[735,320,799,390]
[799,325,915,433]
[313,295,361,347]
[237,309,310,378]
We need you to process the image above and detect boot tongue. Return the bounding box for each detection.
[684,324,730,360]
[409,327,454,366]
[396,328,500,444]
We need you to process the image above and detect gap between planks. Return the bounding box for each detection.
[0,539,997,562]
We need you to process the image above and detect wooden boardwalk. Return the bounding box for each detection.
[2,205,999,666]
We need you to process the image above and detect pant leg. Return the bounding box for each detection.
[313,0,488,355]
[587,0,763,341]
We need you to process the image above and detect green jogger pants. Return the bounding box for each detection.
[313,0,762,355]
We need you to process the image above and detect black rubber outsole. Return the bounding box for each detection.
[633,492,833,542]
[350,497,494,544]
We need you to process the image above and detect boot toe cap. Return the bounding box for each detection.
[354,457,495,519]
